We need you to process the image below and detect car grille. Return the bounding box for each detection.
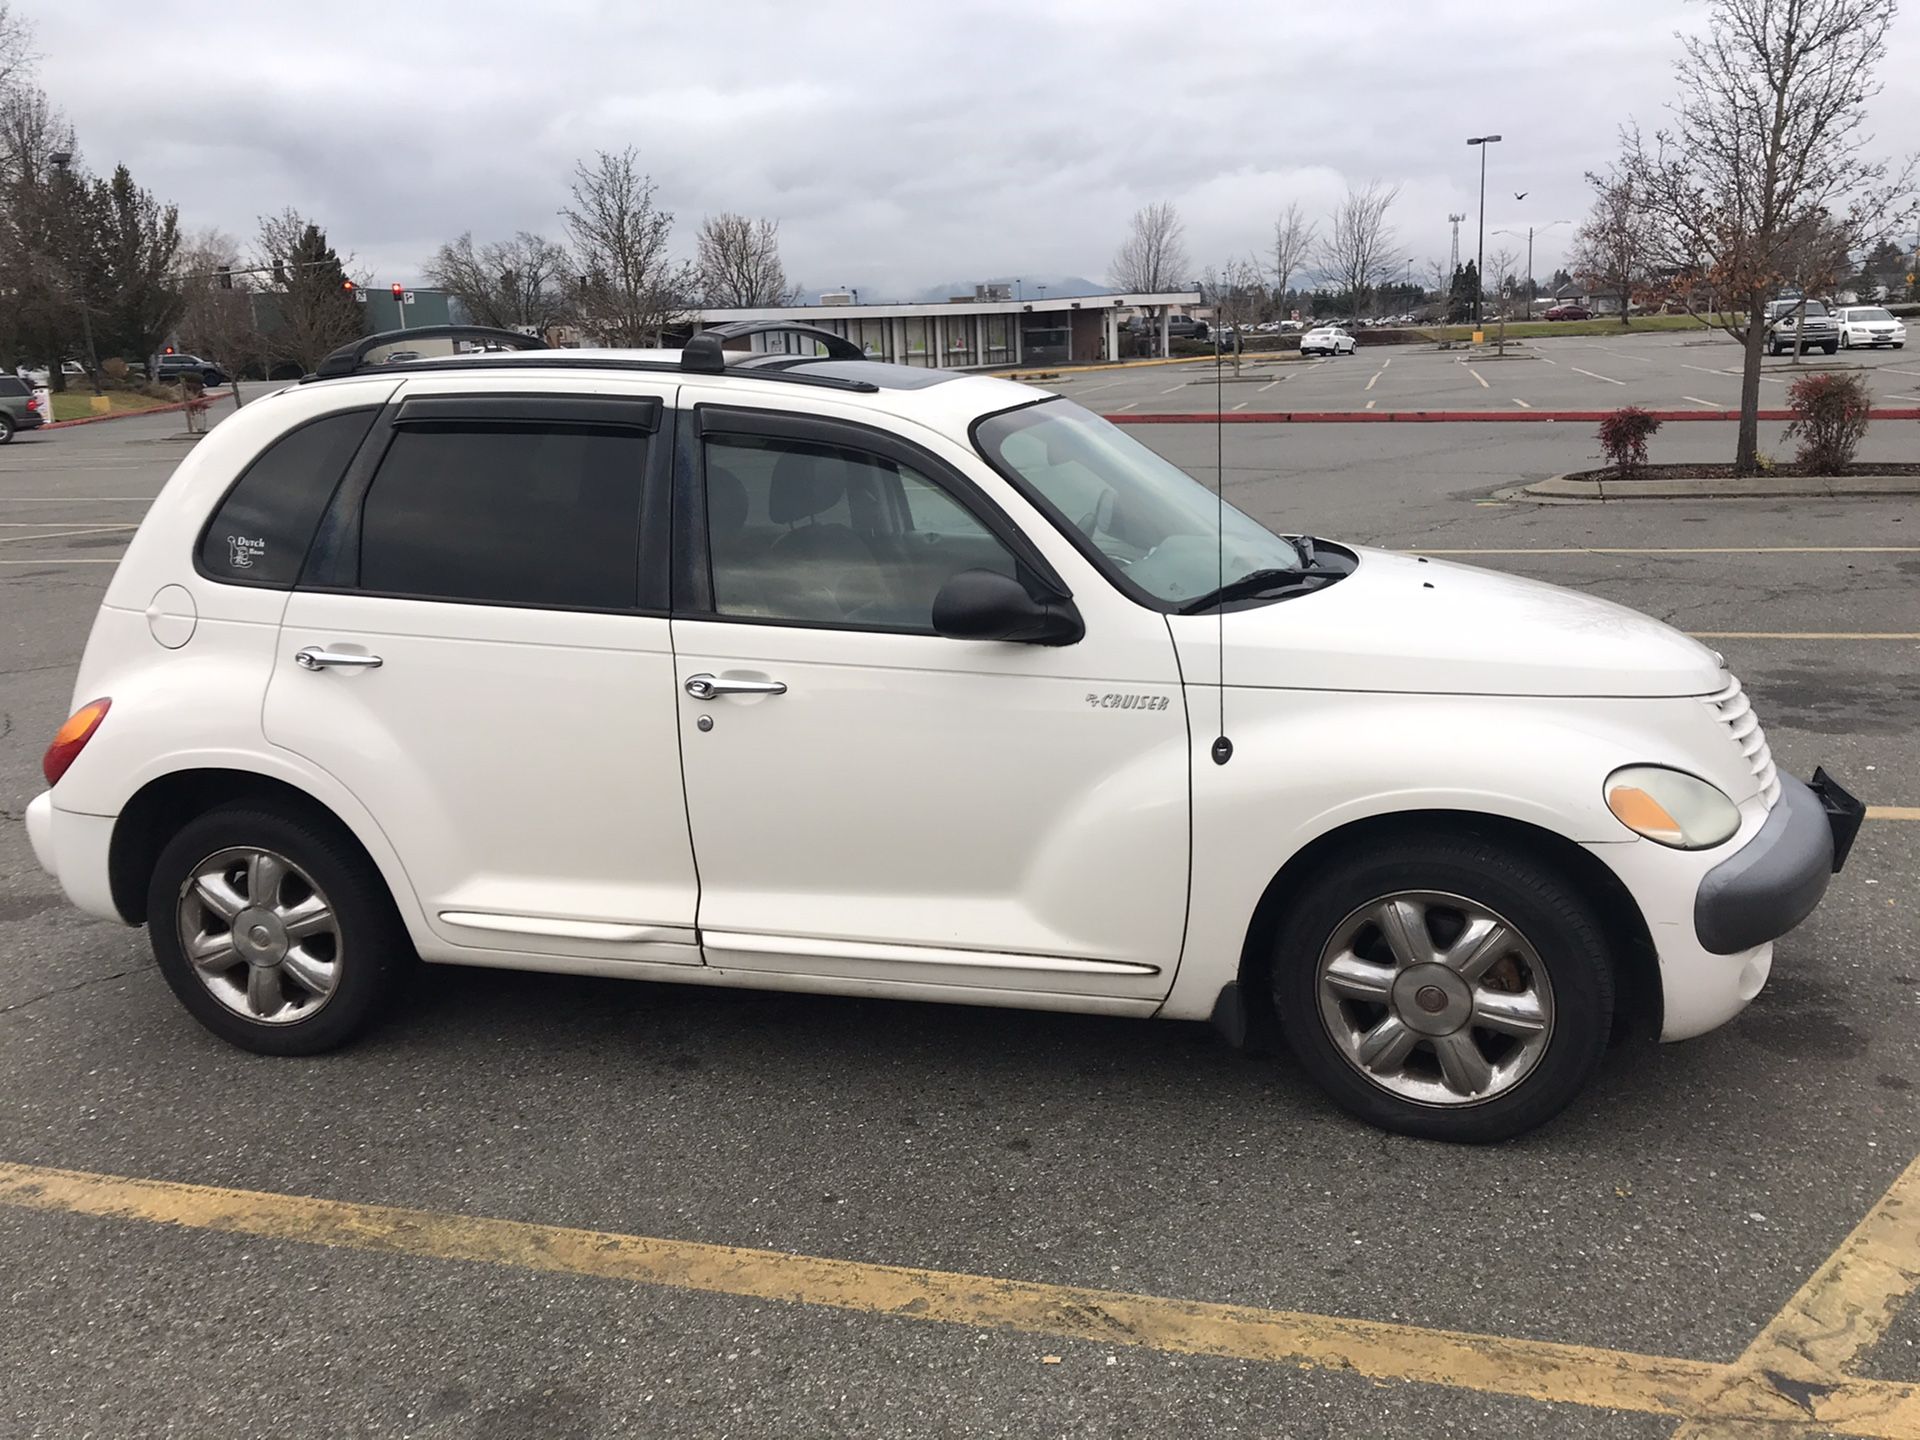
[1703,675,1780,809]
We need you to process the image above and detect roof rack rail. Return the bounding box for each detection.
[313,325,547,380]
[681,321,863,373]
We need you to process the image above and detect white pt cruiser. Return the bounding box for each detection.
[26,324,1862,1142]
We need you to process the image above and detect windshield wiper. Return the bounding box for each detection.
[1177,567,1317,615]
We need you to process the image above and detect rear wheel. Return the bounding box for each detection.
[1269,834,1615,1142]
[0,414,13,443]
[147,805,409,1055]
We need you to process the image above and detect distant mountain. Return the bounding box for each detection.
[904,275,1114,303]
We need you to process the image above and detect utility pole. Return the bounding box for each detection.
[1466,136,1502,326]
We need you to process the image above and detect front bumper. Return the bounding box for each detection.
[1695,770,1860,955]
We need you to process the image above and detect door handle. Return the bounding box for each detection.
[684,672,786,700]
[294,646,384,671]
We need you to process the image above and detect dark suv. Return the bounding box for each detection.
[153,353,230,386]
[1763,299,1838,356]
[0,375,47,442]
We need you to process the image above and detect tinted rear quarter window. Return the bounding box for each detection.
[357,424,648,609]
[0,378,28,397]
[199,409,377,586]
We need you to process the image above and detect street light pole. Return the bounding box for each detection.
[1466,134,1502,327]
[46,151,104,395]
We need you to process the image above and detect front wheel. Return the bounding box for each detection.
[1270,833,1615,1142]
[148,805,409,1055]
[1822,343,1838,356]
[1841,333,1852,349]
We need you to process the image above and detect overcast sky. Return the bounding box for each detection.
[25,0,1920,300]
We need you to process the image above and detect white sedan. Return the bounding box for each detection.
[1837,306,1906,349]
[1300,325,1357,356]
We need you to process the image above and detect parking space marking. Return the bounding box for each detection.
[1364,400,1376,410]
[1231,401,1248,411]
[1513,398,1532,408]
[1867,806,1920,820]
[1365,370,1383,391]
[1683,396,1721,408]
[1160,383,1185,394]
[1536,355,1559,365]
[0,525,137,544]
[1572,367,1626,386]
[1670,1153,1920,1439]
[1258,378,1283,392]
[1467,368,1490,389]
[6,1158,1920,1432]
[1683,364,1742,378]
[1110,402,1137,413]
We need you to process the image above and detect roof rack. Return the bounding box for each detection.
[681,321,864,373]
[313,325,546,379]
[304,320,882,394]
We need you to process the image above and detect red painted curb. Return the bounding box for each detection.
[40,390,231,430]
[1104,408,1920,425]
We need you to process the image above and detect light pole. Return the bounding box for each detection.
[1495,220,1570,318]
[1466,134,1502,326]
[46,150,103,395]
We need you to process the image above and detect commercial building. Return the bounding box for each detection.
[690,290,1201,369]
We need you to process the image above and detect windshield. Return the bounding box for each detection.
[1772,300,1828,316]
[1848,307,1894,322]
[974,398,1303,606]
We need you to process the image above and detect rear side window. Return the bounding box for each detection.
[199,409,377,586]
[0,378,28,397]
[357,424,648,609]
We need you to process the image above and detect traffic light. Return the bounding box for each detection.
[341,279,356,294]
[391,283,405,301]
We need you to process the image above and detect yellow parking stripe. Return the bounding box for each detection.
[1868,807,1920,820]
[1671,1153,1920,1438]
[6,1159,1920,1432]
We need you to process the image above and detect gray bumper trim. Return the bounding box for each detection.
[1694,773,1834,955]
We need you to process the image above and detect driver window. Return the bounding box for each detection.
[704,434,1018,631]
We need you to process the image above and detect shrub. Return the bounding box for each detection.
[101,356,130,383]
[1784,370,1870,473]
[1597,406,1663,478]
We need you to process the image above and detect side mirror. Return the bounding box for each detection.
[932,569,1082,646]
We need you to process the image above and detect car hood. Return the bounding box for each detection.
[1176,547,1724,698]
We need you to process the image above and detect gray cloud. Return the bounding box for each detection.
[26,0,1920,298]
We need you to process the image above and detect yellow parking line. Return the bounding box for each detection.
[1868,806,1920,820]
[1671,1153,1920,1438]
[0,1159,1733,1419]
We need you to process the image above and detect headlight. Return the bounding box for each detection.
[1605,766,1740,849]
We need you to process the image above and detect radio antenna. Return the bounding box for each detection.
[1210,304,1232,766]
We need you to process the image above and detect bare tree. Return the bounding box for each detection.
[1108,201,1190,294]
[254,209,363,373]
[1569,172,1654,328]
[1270,201,1316,304]
[696,213,794,308]
[0,0,32,107]
[174,227,263,405]
[425,230,573,332]
[562,148,691,346]
[1200,256,1266,373]
[1621,0,1914,472]
[1314,182,1402,320]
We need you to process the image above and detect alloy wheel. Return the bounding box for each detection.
[1314,890,1554,1107]
[175,846,342,1024]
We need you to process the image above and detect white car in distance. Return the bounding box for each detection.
[24,321,1862,1143]
[1301,325,1357,356]
[1836,306,1906,349]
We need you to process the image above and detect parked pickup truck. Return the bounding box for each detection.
[1762,298,1838,356]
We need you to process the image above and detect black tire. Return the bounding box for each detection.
[1269,832,1615,1143]
[1822,343,1837,356]
[147,805,409,1055]
[1840,333,1852,350]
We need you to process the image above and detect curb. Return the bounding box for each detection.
[41,390,231,430]
[1519,471,1920,501]
[1103,407,1920,425]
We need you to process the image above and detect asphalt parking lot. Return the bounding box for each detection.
[2,402,1917,1437]
[1050,329,1920,416]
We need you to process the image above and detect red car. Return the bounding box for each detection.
[1544,303,1592,321]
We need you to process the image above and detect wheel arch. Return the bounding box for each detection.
[1232,809,1661,1045]
[109,767,415,932]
